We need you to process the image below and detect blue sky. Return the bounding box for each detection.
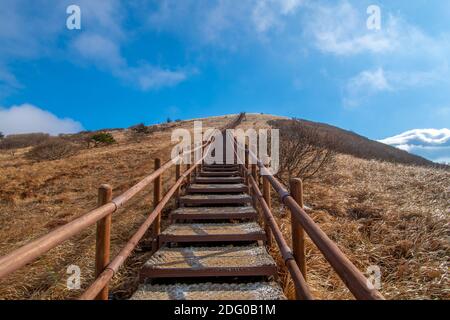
[0,1,449,161]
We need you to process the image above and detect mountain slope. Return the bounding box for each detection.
[0,113,448,300]
[269,118,438,167]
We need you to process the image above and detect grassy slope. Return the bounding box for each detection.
[0,115,234,299]
[0,114,448,299]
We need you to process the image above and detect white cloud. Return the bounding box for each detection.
[71,33,126,70]
[344,68,391,107]
[147,0,305,47]
[0,0,190,95]
[379,128,450,146]
[304,1,396,55]
[379,128,450,164]
[119,65,189,90]
[0,104,84,136]
[344,65,449,107]
[304,1,450,108]
[71,33,189,90]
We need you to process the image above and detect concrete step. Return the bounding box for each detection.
[159,222,266,245]
[180,194,252,206]
[194,176,244,184]
[170,206,257,221]
[187,183,248,194]
[130,281,286,300]
[139,246,277,279]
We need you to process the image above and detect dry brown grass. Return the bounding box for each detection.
[265,153,449,300]
[0,113,448,300]
[238,114,449,300]
[0,116,232,300]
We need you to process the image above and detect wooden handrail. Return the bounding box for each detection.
[0,153,182,279]
[247,174,313,300]
[241,143,384,300]
[0,114,244,286]
[80,156,204,300]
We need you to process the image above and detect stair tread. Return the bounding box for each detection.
[189,183,246,189]
[140,246,276,277]
[170,206,257,220]
[201,166,239,171]
[130,281,286,300]
[161,222,264,237]
[194,176,244,184]
[179,194,252,205]
[172,206,256,215]
[181,194,251,201]
[199,171,240,177]
[187,183,247,193]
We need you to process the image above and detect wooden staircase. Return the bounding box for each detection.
[131,163,286,300]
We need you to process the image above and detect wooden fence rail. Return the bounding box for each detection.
[239,141,384,300]
[0,113,245,299]
[0,113,384,301]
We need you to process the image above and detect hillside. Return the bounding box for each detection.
[269,118,438,167]
[0,114,448,300]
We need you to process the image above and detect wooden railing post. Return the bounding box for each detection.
[290,178,307,282]
[186,163,191,184]
[251,164,257,180]
[152,158,162,251]
[95,184,112,300]
[262,176,273,247]
[245,150,249,186]
[175,163,181,208]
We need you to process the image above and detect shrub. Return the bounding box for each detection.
[166,117,172,123]
[275,121,336,182]
[129,123,150,134]
[0,132,4,140]
[90,132,116,146]
[26,139,77,161]
[0,133,50,150]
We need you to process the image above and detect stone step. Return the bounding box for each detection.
[130,281,286,300]
[170,206,257,221]
[187,183,248,194]
[180,194,252,206]
[139,246,277,279]
[159,222,266,245]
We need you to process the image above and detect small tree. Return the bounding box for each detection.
[166,117,172,123]
[276,121,336,183]
[91,132,116,146]
[26,138,77,161]
[130,123,149,134]
[0,132,4,140]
